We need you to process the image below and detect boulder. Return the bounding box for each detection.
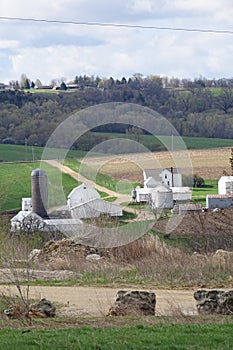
[29,298,56,318]
[108,290,156,316]
[194,289,233,314]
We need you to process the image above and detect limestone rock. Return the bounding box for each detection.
[108,290,156,316]
[194,289,233,314]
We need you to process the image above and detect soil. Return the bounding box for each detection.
[80,147,232,181]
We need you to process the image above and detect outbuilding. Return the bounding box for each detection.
[206,194,233,209]
[218,176,233,195]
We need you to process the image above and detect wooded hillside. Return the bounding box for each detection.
[1,75,233,148]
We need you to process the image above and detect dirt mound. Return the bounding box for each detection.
[153,208,233,253]
[37,238,105,263]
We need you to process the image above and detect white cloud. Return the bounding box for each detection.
[0,39,18,49]
[0,0,233,83]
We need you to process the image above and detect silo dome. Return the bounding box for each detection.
[31,168,48,218]
[31,168,47,177]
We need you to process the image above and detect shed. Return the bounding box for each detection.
[171,187,192,202]
[218,176,233,195]
[178,203,202,215]
[22,198,32,211]
[10,211,45,231]
[70,199,122,219]
[134,187,153,203]
[206,194,233,209]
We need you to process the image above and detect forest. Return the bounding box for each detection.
[1,74,233,149]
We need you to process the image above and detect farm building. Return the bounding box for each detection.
[150,184,173,209]
[11,211,45,231]
[133,187,153,203]
[144,176,160,189]
[218,176,233,195]
[22,198,32,211]
[143,167,182,187]
[178,203,202,215]
[133,184,173,209]
[67,183,123,219]
[11,211,83,233]
[11,169,122,232]
[171,187,192,202]
[206,194,233,209]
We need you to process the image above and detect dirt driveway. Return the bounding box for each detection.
[0,285,197,316]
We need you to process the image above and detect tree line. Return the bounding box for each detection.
[1,74,233,148]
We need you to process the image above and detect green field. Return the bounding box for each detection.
[0,135,232,163]
[0,323,232,349]
[0,144,89,163]
[0,162,79,212]
[94,132,233,151]
[192,179,218,206]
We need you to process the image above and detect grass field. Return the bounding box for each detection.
[94,132,233,151]
[0,144,89,162]
[0,162,79,212]
[0,322,232,349]
[192,179,218,205]
[0,134,233,163]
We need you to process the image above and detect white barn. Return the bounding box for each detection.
[218,176,233,195]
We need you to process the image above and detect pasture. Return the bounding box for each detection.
[0,162,79,212]
[0,322,232,349]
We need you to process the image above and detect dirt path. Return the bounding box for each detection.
[44,159,155,220]
[0,285,197,316]
[44,159,130,205]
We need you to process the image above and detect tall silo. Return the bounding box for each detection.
[31,168,48,218]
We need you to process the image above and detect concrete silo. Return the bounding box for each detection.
[31,168,48,218]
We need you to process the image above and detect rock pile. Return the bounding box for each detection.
[108,290,156,316]
[194,289,233,314]
[4,298,56,319]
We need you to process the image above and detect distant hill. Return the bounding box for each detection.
[0,78,233,149]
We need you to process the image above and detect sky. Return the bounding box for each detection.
[0,0,233,84]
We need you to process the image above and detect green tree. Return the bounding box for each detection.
[60,82,67,90]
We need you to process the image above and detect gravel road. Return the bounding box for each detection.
[0,285,197,317]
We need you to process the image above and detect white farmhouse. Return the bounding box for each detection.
[143,167,182,187]
[218,176,233,195]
